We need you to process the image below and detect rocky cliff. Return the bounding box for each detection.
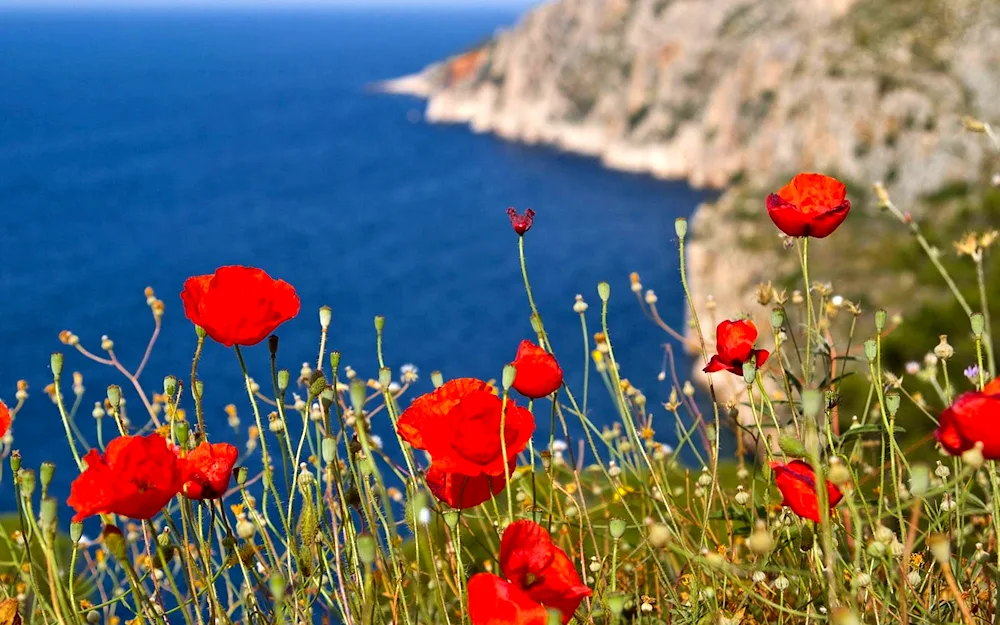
[382,0,1000,416]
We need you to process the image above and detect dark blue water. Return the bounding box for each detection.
[0,7,712,514]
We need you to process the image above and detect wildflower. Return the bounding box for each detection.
[572,295,588,313]
[397,378,534,509]
[506,207,536,236]
[935,378,1000,459]
[68,434,184,521]
[179,441,238,500]
[510,341,563,399]
[630,272,642,293]
[770,460,844,523]
[773,576,790,591]
[644,289,657,305]
[400,363,419,383]
[469,520,591,625]
[766,173,851,238]
[180,265,300,347]
[0,401,10,439]
[906,361,920,375]
[964,364,980,382]
[704,319,769,376]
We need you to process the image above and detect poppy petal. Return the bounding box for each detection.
[468,574,549,625]
[425,462,512,509]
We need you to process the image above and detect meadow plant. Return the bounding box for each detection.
[1,123,1000,625]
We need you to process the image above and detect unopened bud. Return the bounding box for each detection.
[107,385,122,409]
[235,466,248,486]
[39,461,55,491]
[770,308,785,330]
[971,313,986,338]
[277,369,290,392]
[379,367,392,390]
[431,371,444,389]
[609,518,627,540]
[50,353,64,378]
[863,339,877,363]
[319,306,332,330]
[875,309,887,332]
[322,437,336,464]
[193,379,204,401]
[175,421,189,446]
[357,534,377,565]
[908,464,930,496]
[163,375,177,397]
[885,392,900,417]
[329,351,341,374]
[674,217,688,239]
[742,360,756,386]
[502,364,517,390]
[103,525,128,561]
[597,282,610,302]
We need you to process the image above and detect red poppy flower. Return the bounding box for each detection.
[179,441,239,500]
[468,574,549,625]
[511,340,563,399]
[507,207,536,236]
[703,319,769,376]
[425,462,514,509]
[68,434,184,522]
[766,173,851,238]
[0,400,10,439]
[398,378,534,481]
[935,378,1000,458]
[499,520,592,623]
[180,265,300,347]
[770,460,844,523]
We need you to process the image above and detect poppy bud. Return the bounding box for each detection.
[529,313,544,335]
[501,364,517,391]
[971,312,986,338]
[778,435,806,458]
[356,534,377,565]
[597,282,610,303]
[9,451,20,474]
[40,497,57,528]
[875,309,887,333]
[674,217,688,239]
[863,339,877,363]
[442,509,460,529]
[374,315,385,333]
[606,594,626,617]
[431,371,444,388]
[908,464,930,496]
[163,375,177,397]
[309,371,327,398]
[175,421,189,447]
[50,353,64,378]
[235,466,248,486]
[70,521,83,544]
[193,379,204,401]
[885,392,900,417]
[106,385,121,410]
[19,469,35,497]
[609,518,627,540]
[39,461,54,492]
[194,324,207,339]
[268,573,287,601]
[329,351,341,374]
[349,380,366,414]
[771,308,784,330]
[102,524,128,561]
[742,360,756,386]
[322,437,336,464]
[273,369,288,392]
[378,368,392,390]
[319,306,332,330]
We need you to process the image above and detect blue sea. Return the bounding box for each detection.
[0,7,713,510]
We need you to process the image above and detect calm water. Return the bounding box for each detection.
[0,7,713,511]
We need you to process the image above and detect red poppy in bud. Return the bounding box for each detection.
[770,460,843,523]
[179,441,239,500]
[180,265,300,347]
[67,434,184,522]
[0,400,10,439]
[766,173,851,238]
[703,319,769,376]
[935,378,1000,458]
[425,461,514,509]
[398,378,534,508]
[468,573,549,625]
[511,340,563,399]
[507,207,536,236]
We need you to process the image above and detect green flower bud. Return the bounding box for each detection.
[106,384,122,409]
[269,573,287,601]
[529,313,544,335]
[19,469,35,497]
[10,451,21,474]
[40,461,55,493]
[102,525,128,561]
[379,367,392,390]
[277,369,290,392]
[70,521,84,543]
[771,307,785,330]
[674,217,688,239]
[374,315,385,333]
[875,309,887,333]
[163,375,177,397]
[175,421,189,447]
[778,434,806,458]
[235,466,248,487]
[606,593,627,616]
[442,509,461,530]
[195,325,207,339]
[40,497,57,527]
[502,364,517,391]
[192,379,203,401]
[356,534,377,565]
[971,312,986,338]
[329,351,341,374]
[742,360,756,386]
[309,371,327,398]
[431,371,444,389]
[863,339,877,363]
[885,392,900,417]
[322,437,336,465]
[908,464,930,497]
[349,380,367,413]
[51,352,64,378]
[597,282,611,302]
[800,389,822,418]
[609,518,627,540]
